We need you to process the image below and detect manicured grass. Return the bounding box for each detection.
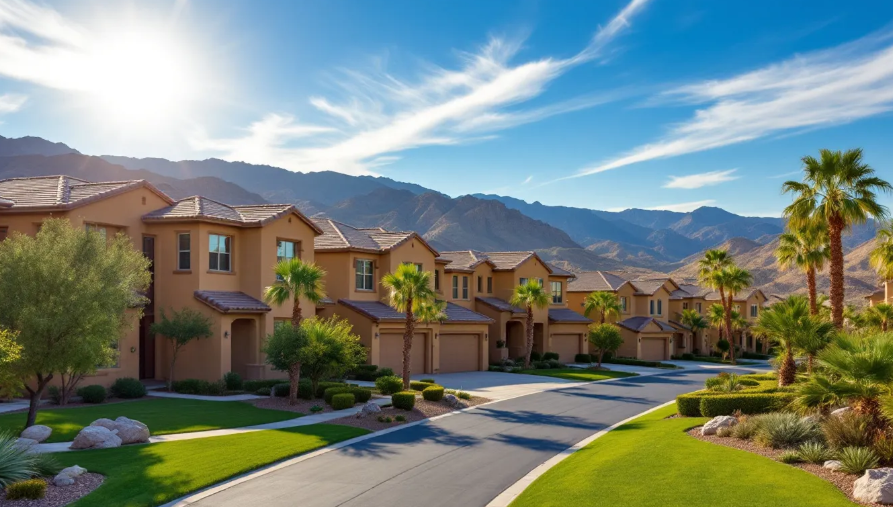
[512,369,638,382]
[511,404,857,507]
[54,423,368,507]
[0,398,301,442]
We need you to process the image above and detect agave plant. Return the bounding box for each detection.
[0,431,39,487]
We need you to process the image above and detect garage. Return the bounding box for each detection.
[380,332,427,374]
[439,333,480,373]
[640,337,668,361]
[550,334,581,363]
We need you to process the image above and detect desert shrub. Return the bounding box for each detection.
[676,394,703,417]
[5,479,46,500]
[530,351,542,361]
[875,434,893,465]
[395,415,406,422]
[203,380,226,396]
[410,381,435,391]
[314,381,348,398]
[547,360,563,369]
[778,451,802,464]
[680,353,695,360]
[376,376,404,395]
[242,379,285,392]
[716,427,733,438]
[699,393,797,417]
[110,377,146,399]
[798,442,833,464]
[422,385,445,402]
[310,405,323,413]
[392,391,416,411]
[332,393,356,410]
[46,386,62,405]
[0,432,36,487]
[420,378,436,384]
[256,387,272,396]
[838,447,880,474]
[376,367,395,378]
[822,412,874,450]
[458,391,471,400]
[351,388,372,403]
[532,361,550,370]
[273,383,291,397]
[324,387,352,405]
[575,354,592,363]
[222,371,243,391]
[76,385,107,404]
[171,379,205,395]
[730,416,763,439]
[543,352,559,361]
[754,412,821,449]
[707,374,745,393]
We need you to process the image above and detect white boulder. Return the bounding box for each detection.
[70,425,122,450]
[59,465,87,478]
[701,416,738,436]
[831,407,852,418]
[356,402,382,419]
[824,460,843,471]
[53,473,76,486]
[20,424,52,443]
[14,437,38,450]
[114,416,150,444]
[854,468,893,504]
[52,465,87,487]
[89,418,118,431]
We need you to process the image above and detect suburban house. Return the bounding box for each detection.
[0,176,323,386]
[867,282,892,306]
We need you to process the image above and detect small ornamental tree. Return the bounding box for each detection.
[0,218,151,427]
[587,323,623,368]
[151,307,213,391]
[0,329,23,400]
[299,317,365,397]
[263,323,307,405]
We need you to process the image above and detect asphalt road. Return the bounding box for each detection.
[187,370,731,507]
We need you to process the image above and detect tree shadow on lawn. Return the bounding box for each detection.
[337,423,480,459]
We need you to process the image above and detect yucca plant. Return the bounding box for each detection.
[754,412,821,449]
[0,432,38,488]
[779,450,802,464]
[837,446,880,474]
[797,442,833,464]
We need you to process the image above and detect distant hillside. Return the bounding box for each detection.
[0,135,79,157]
[536,246,664,277]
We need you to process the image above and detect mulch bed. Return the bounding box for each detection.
[328,395,490,432]
[689,425,880,507]
[0,474,103,507]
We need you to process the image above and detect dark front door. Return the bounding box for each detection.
[139,316,155,379]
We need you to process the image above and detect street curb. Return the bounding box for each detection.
[484,400,677,507]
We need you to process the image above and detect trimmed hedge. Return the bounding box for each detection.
[223,371,243,391]
[376,375,404,395]
[172,379,225,396]
[575,353,592,363]
[109,377,146,399]
[273,383,291,397]
[314,381,347,398]
[530,351,542,361]
[256,387,272,396]
[332,393,356,410]
[420,378,436,384]
[676,394,703,417]
[543,352,559,361]
[5,479,47,500]
[242,379,287,392]
[77,385,107,404]
[700,393,796,417]
[422,385,445,401]
[740,373,777,382]
[392,391,416,410]
[410,381,435,391]
[324,387,351,405]
[352,387,372,403]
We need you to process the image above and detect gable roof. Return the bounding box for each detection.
[312,218,438,255]
[546,263,575,278]
[437,250,553,273]
[475,296,525,314]
[143,196,322,232]
[436,251,496,272]
[548,308,592,323]
[194,290,271,314]
[336,300,492,324]
[0,175,173,212]
[617,316,676,333]
[567,271,631,292]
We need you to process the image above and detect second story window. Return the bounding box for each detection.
[355,259,373,291]
[620,296,628,312]
[435,270,440,291]
[657,299,663,315]
[650,300,655,315]
[209,234,232,272]
[177,233,191,270]
[452,275,459,298]
[750,304,758,318]
[696,302,702,313]
[477,276,482,293]
[551,281,562,304]
[462,276,469,299]
[277,240,298,263]
[682,302,689,310]
[487,276,493,293]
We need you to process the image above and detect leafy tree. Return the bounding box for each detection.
[510,280,551,369]
[264,258,326,326]
[0,218,150,427]
[680,309,708,354]
[151,308,213,391]
[871,223,893,281]
[753,296,812,386]
[714,339,731,360]
[587,323,623,368]
[583,291,622,324]
[381,263,436,389]
[299,317,365,398]
[776,222,830,315]
[865,303,893,332]
[783,148,892,328]
[263,322,307,405]
[0,329,22,400]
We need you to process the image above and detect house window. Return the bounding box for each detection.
[0,227,7,242]
[355,259,374,290]
[551,281,563,304]
[520,277,528,286]
[734,304,741,313]
[86,223,107,239]
[696,302,702,313]
[277,240,298,263]
[650,300,655,315]
[487,277,493,293]
[750,304,758,318]
[620,296,628,312]
[462,276,469,299]
[435,270,440,291]
[452,275,459,299]
[538,278,544,288]
[177,233,191,270]
[209,234,232,272]
[682,302,689,310]
[657,299,663,315]
[477,276,482,293]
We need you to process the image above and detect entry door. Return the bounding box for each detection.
[139,316,155,379]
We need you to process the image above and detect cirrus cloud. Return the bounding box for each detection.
[663,169,739,189]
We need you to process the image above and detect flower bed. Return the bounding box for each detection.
[328,395,490,432]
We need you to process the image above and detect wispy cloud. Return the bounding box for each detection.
[0,93,26,114]
[663,169,738,189]
[192,0,652,174]
[522,175,533,185]
[644,199,716,212]
[768,170,802,179]
[568,29,893,178]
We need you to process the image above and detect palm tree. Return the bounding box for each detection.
[753,296,811,386]
[264,258,327,326]
[680,309,708,354]
[510,280,551,368]
[707,303,726,353]
[866,303,893,332]
[416,300,448,326]
[776,222,830,315]
[794,316,836,375]
[783,148,892,328]
[381,263,436,389]
[871,223,893,282]
[698,250,733,317]
[719,265,753,365]
[583,291,622,324]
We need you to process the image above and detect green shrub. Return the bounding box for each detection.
[332,393,356,410]
[740,373,777,382]
[5,478,46,500]
[422,385,445,402]
[222,371,243,391]
[376,367,395,378]
[680,353,695,360]
[256,387,272,396]
[324,387,352,405]
[351,388,372,403]
[574,353,592,363]
[699,393,797,417]
[778,451,802,464]
[419,378,436,384]
[0,432,37,487]
[716,427,733,438]
[392,391,416,410]
[410,381,435,391]
[838,446,880,474]
[395,415,406,422]
[458,391,471,400]
[376,375,404,395]
[543,352,559,361]
[310,405,323,413]
[46,386,62,405]
[546,359,562,369]
[798,442,833,464]
[273,383,291,397]
[109,377,147,399]
[532,361,549,369]
[530,351,542,361]
[731,416,763,439]
[754,413,821,449]
[204,380,226,396]
[676,394,703,416]
[242,379,286,392]
[822,412,874,449]
[76,384,107,404]
[314,381,347,398]
[171,379,205,395]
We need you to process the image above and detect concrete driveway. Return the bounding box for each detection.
[408,371,576,400]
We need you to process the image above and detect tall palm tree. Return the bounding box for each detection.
[866,303,893,332]
[753,296,811,386]
[776,222,830,315]
[583,291,622,324]
[783,148,892,328]
[719,265,753,365]
[264,258,327,326]
[416,300,448,326]
[680,309,708,354]
[510,280,551,368]
[794,317,836,375]
[707,303,726,352]
[381,263,436,389]
[871,223,893,282]
[698,250,733,316]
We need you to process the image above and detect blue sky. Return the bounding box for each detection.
[1,0,893,217]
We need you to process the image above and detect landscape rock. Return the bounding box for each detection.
[356,402,382,419]
[89,418,118,431]
[70,425,121,450]
[854,468,893,504]
[114,416,150,444]
[53,473,76,487]
[824,460,843,471]
[14,437,38,450]
[701,416,738,436]
[59,465,87,478]
[20,424,52,443]
[443,394,460,407]
[831,407,853,418]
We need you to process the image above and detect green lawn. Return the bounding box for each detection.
[512,369,638,382]
[54,423,368,507]
[512,404,857,507]
[0,398,301,442]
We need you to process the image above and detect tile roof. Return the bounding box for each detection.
[567,271,630,292]
[336,300,492,324]
[312,218,437,254]
[443,302,495,323]
[143,196,321,232]
[671,284,713,299]
[437,251,494,272]
[546,263,575,277]
[629,279,670,296]
[437,250,551,272]
[0,175,172,211]
[617,316,676,333]
[475,297,525,313]
[194,291,271,314]
[866,289,885,299]
[548,308,592,323]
